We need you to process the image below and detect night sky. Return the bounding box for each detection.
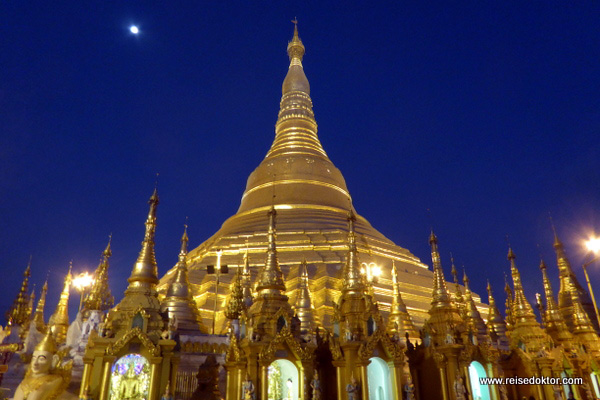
[2,2,600,323]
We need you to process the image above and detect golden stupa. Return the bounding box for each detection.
[158,24,484,333]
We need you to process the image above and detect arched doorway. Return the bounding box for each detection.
[468,361,491,400]
[108,353,150,400]
[268,359,299,400]
[367,357,392,400]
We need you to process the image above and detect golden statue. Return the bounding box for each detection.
[117,363,143,400]
[14,330,72,400]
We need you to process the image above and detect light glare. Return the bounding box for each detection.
[130,26,139,34]
[586,238,600,254]
[72,271,94,291]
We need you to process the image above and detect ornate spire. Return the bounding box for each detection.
[255,207,286,294]
[28,288,35,321]
[429,230,452,309]
[507,247,549,352]
[539,259,573,345]
[504,273,514,330]
[128,188,159,288]
[486,282,509,347]
[33,278,48,332]
[294,260,317,334]
[6,259,32,327]
[224,265,245,321]
[424,231,464,345]
[106,188,166,336]
[450,255,465,313]
[552,227,599,331]
[236,21,354,215]
[84,235,114,313]
[162,225,207,333]
[507,248,537,325]
[463,269,488,343]
[341,211,365,293]
[241,251,253,308]
[48,262,72,345]
[386,261,418,340]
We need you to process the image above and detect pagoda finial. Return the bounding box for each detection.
[166,224,192,299]
[255,207,286,294]
[342,210,364,292]
[48,263,72,345]
[287,18,305,63]
[429,230,452,308]
[128,188,160,287]
[84,236,115,313]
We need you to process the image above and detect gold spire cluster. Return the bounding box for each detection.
[83,236,114,313]
[539,258,573,346]
[6,260,32,328]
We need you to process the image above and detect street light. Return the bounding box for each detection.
[72,271,94,311]
[583,237,600,328]
[360,262,382,284]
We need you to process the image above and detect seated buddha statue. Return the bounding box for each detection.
[14,330,71,400]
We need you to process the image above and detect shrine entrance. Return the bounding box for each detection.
[468,361,491,400]
[367,357,392,400]
[268,359,299,400]
[109,353,150,400]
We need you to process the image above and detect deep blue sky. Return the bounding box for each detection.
[2,2,600,323]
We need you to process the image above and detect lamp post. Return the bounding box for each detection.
[72,271,94,311]
[361,262,382,296]
[207,249,228,335]
[583,238,600,328]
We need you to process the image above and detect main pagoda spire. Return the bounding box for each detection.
[236,22,353,214]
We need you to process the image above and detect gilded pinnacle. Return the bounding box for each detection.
[429,230,452,308]
[287,20,305,63]
[84,235,114,312]
[128,188,159,287]
[342,211,364,293]
[255,207,286,294]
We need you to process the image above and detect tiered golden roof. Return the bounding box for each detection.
[485,281,509,347]
[293,259,317,335]
[386,261,419,340]
[463,269,488,344]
